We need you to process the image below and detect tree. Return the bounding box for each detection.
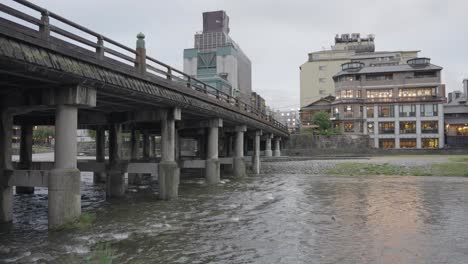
[312,111,339,136]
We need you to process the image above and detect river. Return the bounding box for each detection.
[1,159,468,263]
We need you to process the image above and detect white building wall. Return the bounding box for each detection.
[183,57,197,76]
[216,54,238,91]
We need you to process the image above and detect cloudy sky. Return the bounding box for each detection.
[4,0,468,111]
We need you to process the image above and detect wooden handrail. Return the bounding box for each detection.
[4,0,288,133]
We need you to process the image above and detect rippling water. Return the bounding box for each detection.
[1,167,468,263]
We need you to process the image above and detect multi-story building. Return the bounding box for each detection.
[277,109,301,133]
[300,33,419,107]
[183,11,252,103]
[331,57,445,149]
[444,79,468,147]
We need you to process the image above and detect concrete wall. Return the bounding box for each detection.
[283,134,370,156]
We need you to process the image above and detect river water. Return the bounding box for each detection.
[1,162,468,263]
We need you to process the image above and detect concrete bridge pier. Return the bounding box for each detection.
[233,125,247,178]
[128,128,142,185]
[252,130,262,174]
[93,126,106,183]
[16,125,34,194]
[264,133,273,157]
[274,137,281,157]
[48,104,81,228]
[0,110,13,223]
[158,108,181,200]
[106,123,126,197]
[205,118,222,184]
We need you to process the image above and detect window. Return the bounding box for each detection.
[379,122,395,134]
[400,139,416,148]
[366,106,374,118]
[333,107,339,118]
[357,90,362,98]
[421,104,438,117]
[319,65,326,71]
[379,139,395,149]
[414,71,436,78]
[399,104,416,117]
[319,89,326,95]
[399,88,436,97]
[341,90,353,98]
[344,105,353,118]
[400,121,416,134]
[319,78,326,83]
[421,121,438,134]
[367,122,374,133]
[378,105,394,117]
[344,122,354,132]
[422,138,439,149]
[366,74,393,81]
[366,89,393,98]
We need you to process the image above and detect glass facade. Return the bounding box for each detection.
[378,105,394,117]
[379,122,395,134]
[379,139,395,149]
[420,104,438,117]
[366,106,374,118]
[399,104,416,117]
[398,88,435,97]
[366,89,393,99]
[344,122,354,132]
[400,139,417,148]
[422,138,439,149]
[421,121,438,134]
[400,121,416,134]
[367,122,374,133]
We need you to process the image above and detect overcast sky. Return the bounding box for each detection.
[4,0,468,111]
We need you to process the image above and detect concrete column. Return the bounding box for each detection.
[16,124,34,194]
[233,125,247,177]
[252,130,262,174]
[142,130,150,160]
[265,133,273,157]
[159,108,181,200]
[128,128,142,185]
[107,123,125,197]
[150,135,156,158]
[273,137,281,157]
[438,103,445,148]
[49,104,81,228]
[0,110,13,223]
[205,118,222,184]
[94,126,106,183]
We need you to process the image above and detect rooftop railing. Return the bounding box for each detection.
[0,0,288,132]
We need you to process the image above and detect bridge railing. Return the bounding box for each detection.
[1,0,289,132]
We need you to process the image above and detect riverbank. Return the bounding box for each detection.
[262,155,468,177]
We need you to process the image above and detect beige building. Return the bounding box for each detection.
[300,33,419,107]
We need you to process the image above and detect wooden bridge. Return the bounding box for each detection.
[0,0,288,228]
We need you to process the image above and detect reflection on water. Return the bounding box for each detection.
[1,171,468,263]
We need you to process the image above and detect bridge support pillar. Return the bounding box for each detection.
[233,125,247,178]
[94,126,106,183]
[159,108,181,200]
[264,133,273,157]
[205,118,222,184]
[49,104,81,228]
[16,124,34,194]
[128,128,142,185]
[107,123,125,197]
[0,110,13,223]
[274,137,281,157]
[252,130,262,174]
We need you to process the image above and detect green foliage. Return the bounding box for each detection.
[311,111,341,136]
[33,126,54,144]
[88,129,96,140]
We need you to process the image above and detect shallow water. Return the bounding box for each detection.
[1,169,468,263]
